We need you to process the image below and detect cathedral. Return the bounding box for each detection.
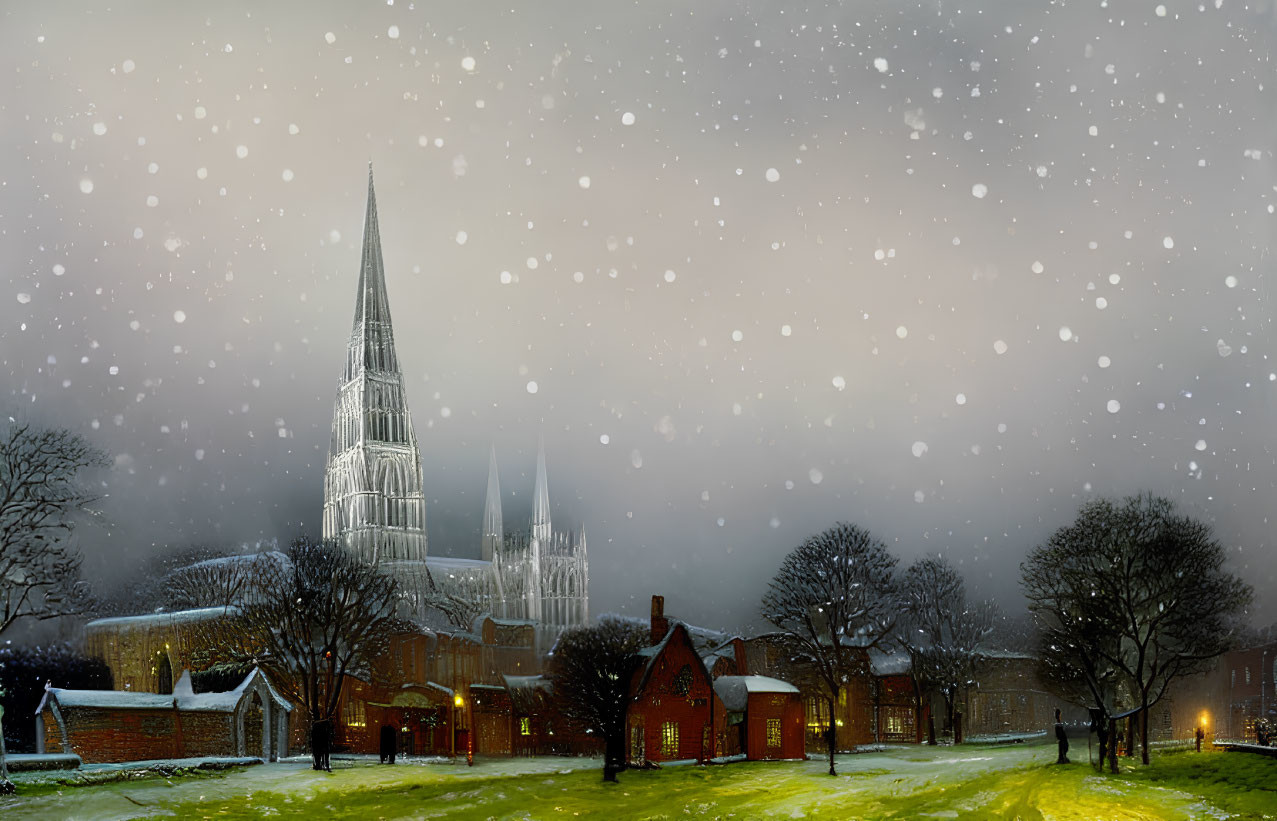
[321,167,589,641]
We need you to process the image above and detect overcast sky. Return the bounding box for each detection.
[3,0,1275,633]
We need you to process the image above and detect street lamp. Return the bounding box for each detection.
[452,694,463,759]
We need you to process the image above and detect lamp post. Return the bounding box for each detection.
[452,693,463,760]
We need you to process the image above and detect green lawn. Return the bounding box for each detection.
[3,742,1275,820]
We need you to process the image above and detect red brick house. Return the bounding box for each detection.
[36,668,291,763]
[627,596,715,764]
[712,675,804,760]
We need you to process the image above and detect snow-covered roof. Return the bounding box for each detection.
[634,622,713,695]
[503,674,552,693]
[85,606,239,631]
[425,556,491,571]
[869,650,913,677]
[40,666,290,715]
[605,613,732,655]
[713,675,799,712]
[177,551,287,572]
[47,690,176,710]
[976,648,1037,661]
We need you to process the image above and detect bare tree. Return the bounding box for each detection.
[1023,548,1126,767]
[1023,494,1252,764]
[549,617,647,782]
[761,522,898,775]
[418,565,486,631]
[163,553,269,611]
[0,422,108,637]
[194,538,402,769]
[898,557,996,743]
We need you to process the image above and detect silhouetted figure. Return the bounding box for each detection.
[380,724,397,764]
[1195,725,1204,752]
[1055,708,1070,764]
[311,719,332,772]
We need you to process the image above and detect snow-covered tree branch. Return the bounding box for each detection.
[760,521,898,775]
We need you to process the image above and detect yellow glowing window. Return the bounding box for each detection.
[344,699,367,729]
[766,719,782,748]
[661,721,679,758]
[519,717,532,736]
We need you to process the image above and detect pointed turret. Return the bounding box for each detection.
[481,444,503,562]
[345,164,399,381]
[322,167,428,566]
[532,435,551,545]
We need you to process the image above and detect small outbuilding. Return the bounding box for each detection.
[36,667,291,763]
[713,675,804,761]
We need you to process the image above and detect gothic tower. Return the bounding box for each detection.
[480,445,503,562]
[322,167,428,567]
[532,436,551,545]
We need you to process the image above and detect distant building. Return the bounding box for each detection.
[321,168,588,643]
[83,607,240,696]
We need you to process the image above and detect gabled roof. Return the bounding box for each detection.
[634,622,713,696]
[713,675,799,712]
[604,613,732,655]
[38,667,290,715]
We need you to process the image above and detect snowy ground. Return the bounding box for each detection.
[2,741,1274,820]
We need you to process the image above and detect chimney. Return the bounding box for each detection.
[650,594,669,645]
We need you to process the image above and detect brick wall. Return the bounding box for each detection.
[44,705,242,763]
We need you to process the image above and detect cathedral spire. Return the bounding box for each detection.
[323,168,427,566]
[345,164,399,381]
[481,444,503,562]
[532,435,551,544]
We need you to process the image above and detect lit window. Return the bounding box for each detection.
[343,698,367,728]
[519,717,532,736]
[661,721,679,758]
[767,719,782,748]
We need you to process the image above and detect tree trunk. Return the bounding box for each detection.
[0,712,11,791]
[911,680,924,744]
[1107,718,1119,774]
[1140,698,1150,765]
[603,733,623,783]
[826,697,838,776]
